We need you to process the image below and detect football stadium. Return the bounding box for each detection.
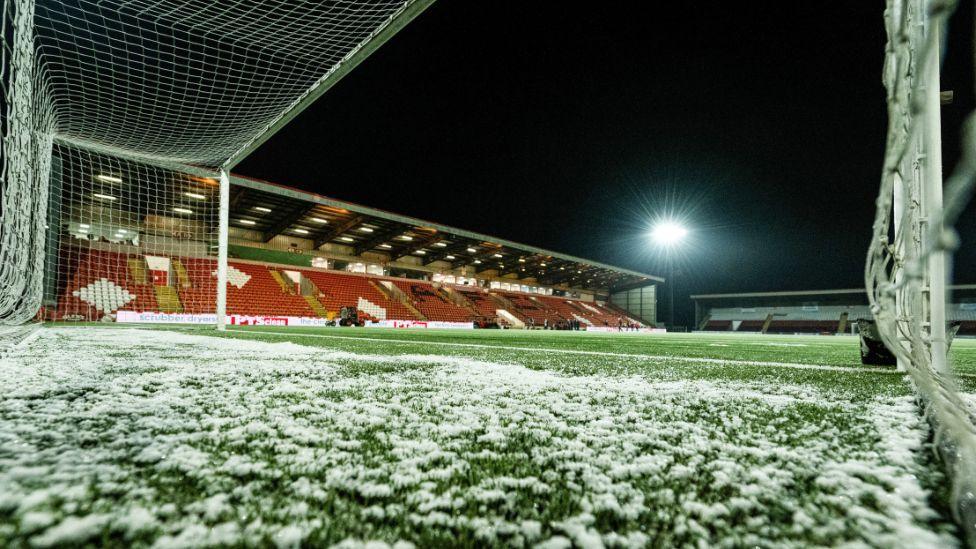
[3,1,976,547]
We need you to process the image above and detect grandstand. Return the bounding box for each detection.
[46,158,661,329]
[693,287,976,335]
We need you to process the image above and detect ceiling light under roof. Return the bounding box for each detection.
[379,243,392,249]
[239,219,256,226]
[359,227,374,233]
[339,236,354,242]
[518,258,526,263]
[473,260,482,264]
[96,174,123,183]
[117,229,128,234]
[253,206,272,213]
[93,193,117,201]
[415,250,427,255]
[184,192,206,200]
[467,247,477,253]
[310,217,328,224]
[173,207,193,214]
[294,228,309,235]
[433,242,448,247]
[493,253,503,258]
[400,235,414,241]
[445,255,456,260]
[78,223,90,229]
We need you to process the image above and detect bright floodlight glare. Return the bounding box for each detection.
[651,221,688,245]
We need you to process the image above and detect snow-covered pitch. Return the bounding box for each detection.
[0,327,966,547]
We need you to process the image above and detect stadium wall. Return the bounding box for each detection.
[693,287,976,335]
[610,285,657,326]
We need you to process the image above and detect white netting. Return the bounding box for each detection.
[0,0,427,344]
[869,0,976,539]
[36,0,417,167]
[48,145,220,322]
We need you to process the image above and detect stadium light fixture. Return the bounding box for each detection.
[651,221,688,246]
[184,191,206,200]
[93,193,117,201]
[379,243,392,249]
[79,223,90,229]
[293,228,309,235]
[400,235,414,241]
[253,206,272,213]
[473,259,482,264]
[433,242,448,247]
[96,174,123,183]
[173,207,193,214]
[492,253,503,258]
[339,236,354,242]
[359,227,374,232]
[445,255,456,260]
[415,250,426,255]
[467,247,477,253]
[650,220,689,330]
[239,219,256,226]
[310,217,328,224]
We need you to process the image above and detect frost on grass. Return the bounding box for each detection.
[0,328,957,547]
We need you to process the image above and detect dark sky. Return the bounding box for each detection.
[237,1,976,325]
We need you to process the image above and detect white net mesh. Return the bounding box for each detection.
[0,0,429,346]
[46,145,220,322]
[869,0,976,539]
[36,0,417,167]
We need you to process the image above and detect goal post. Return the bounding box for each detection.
[0,0,435,341]
[871,0,976,540]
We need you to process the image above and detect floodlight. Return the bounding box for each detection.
[651,221,688,245]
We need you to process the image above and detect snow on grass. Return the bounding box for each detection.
[0,327,958,547]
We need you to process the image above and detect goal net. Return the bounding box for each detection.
[869,0,976,539]
[0,0,433,348]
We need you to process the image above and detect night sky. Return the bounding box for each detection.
[237,1,976,326]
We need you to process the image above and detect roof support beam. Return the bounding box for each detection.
[354,225,403,255]
[394,235,442,260]
[313,215,364,249]
[262,203,316,242]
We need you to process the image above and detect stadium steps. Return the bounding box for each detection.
[127,258,149,285]
[698,313,712,331]
[268,269,294,295]
[761,314,775,334]
[442,286,480,317]
[153,285,183,313]
[172,259,192,289]
[400,299,427,321]
[837,312,849,334]
[486,292,528,323]
[375,281,428,321]
[371,280,395,300]
[302,295,328,317]
[496,309,526,328]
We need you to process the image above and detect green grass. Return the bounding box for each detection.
[0,325,965,547]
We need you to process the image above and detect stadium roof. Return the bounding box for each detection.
[228,174,664,292]
[691,285,976,301]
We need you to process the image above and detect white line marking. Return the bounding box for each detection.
[218,328,907,376]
